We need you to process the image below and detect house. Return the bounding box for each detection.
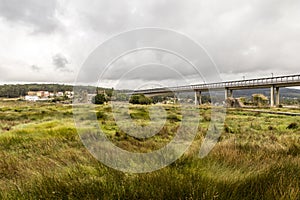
[65,91,74,98]
[36,91,44,97]
[44,91,50,97]
[56,92,64,97]
[27,91,37,96]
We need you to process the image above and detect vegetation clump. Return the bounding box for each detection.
[129,94,152,105]
[93,94,108,104]
[167,114,181,122]
[252,93,268,106]
[287,122,298,129]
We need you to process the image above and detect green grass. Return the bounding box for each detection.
[0,101,299,199]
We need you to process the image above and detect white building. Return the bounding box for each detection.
[25,95,40,101]
[44,91,50,97]
[65,91,74,98]
[56,92,64,97]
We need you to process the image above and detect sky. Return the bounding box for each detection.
[0,0,300,89]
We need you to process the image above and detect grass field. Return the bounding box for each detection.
[0,101,299,199]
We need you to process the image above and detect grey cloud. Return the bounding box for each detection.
[0,0,60,33]
[76,29,217,86]
[52,54,69,70]
[30,65,40,72]
[71,0,188,34]
[71,0,300,79]
[193,0,300,77]
[1,0,300,85]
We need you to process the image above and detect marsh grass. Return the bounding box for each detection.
[0,101,299,199]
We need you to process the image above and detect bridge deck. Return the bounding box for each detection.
[133,74,300,94]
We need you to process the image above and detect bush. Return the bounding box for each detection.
[96,111,107,119]
[287,122,298,129]
[252,94,268,106]
[129,94,152,105]
[167,114,181,122]
[268,125,275,130]
[93,94,107,104]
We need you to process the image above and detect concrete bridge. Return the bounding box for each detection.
[132,74,300,107]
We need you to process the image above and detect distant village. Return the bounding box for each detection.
[24,91,74,101]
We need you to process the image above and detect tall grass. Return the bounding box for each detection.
[0,101,299,199]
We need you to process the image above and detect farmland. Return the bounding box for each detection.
[0,101,299,199]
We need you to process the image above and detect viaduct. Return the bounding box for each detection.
[132,74,300,107]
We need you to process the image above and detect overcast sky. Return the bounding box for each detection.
[0,0,300,88]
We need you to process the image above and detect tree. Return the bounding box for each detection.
[105,88,114,98]
[151,95,167,104]
[93,94,108,104]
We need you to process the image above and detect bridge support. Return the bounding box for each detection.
[194,91,202,105]
[174,93,179,104]
[225,89,233,100]
[270,85,274,107]
[229,89,233,98]
[275,87,280,106]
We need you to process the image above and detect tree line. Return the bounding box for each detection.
[0,83,117,98]
[0,84,75,98]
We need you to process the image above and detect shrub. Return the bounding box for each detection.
[129,94,152,105]
[252,94,268,106]
[130,112,150,120]
[96,111,107,119]
[268,125,275,130]
[93,94,107,104]
[167,114,181,122]
[287,122,298,129]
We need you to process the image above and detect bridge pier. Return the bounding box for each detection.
[174,93,179,104]
[194,90,202,105]
[229,89,233,98]
[225,89,233,100]
[270,85,274,107]
[270,86,280,107]
[276,87,280,106]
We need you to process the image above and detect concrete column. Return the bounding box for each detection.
[229,90,233,98]
[225,88,228,100]
[194,91,202,105]
[270,85,274,107]
[199,91,202,105]
[275,87,280,106]
[174,93,178,104]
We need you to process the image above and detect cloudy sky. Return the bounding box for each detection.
[0,0,300,88]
